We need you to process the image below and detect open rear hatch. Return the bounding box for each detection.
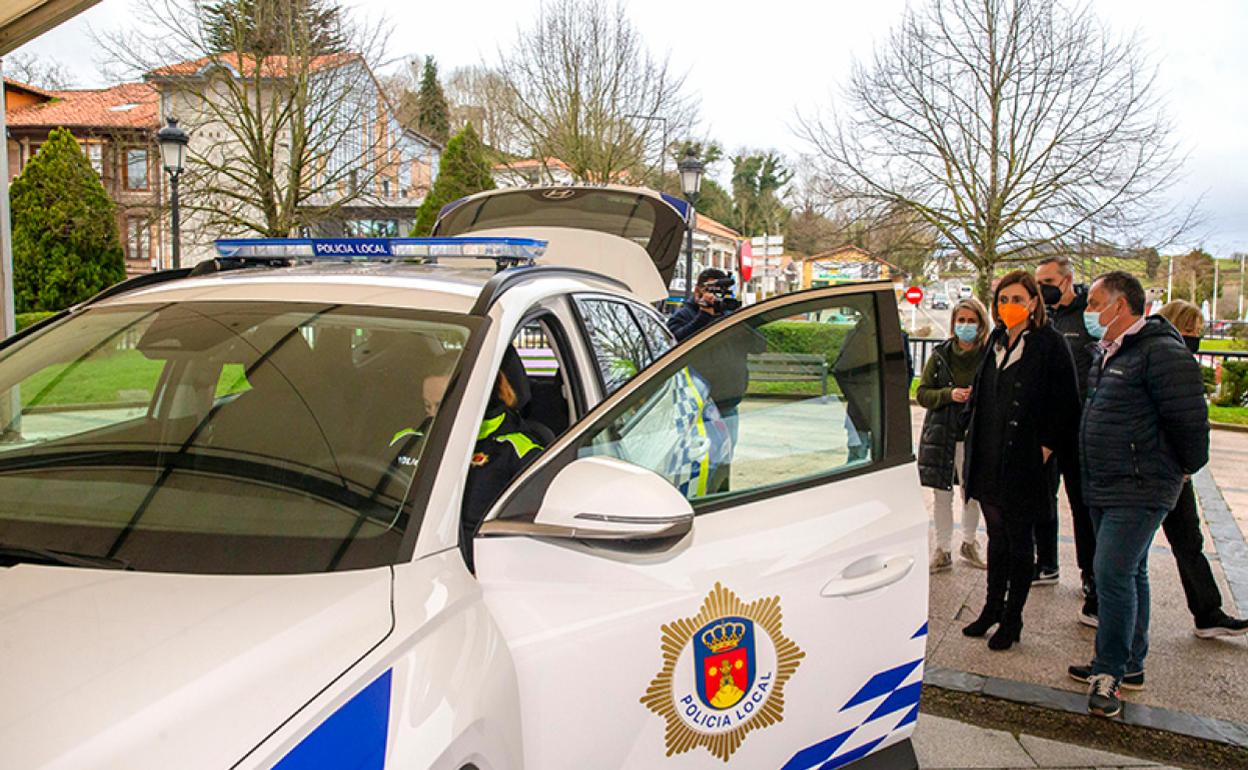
[432,186,691,302]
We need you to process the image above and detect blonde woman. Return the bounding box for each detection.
[917,297,990,572]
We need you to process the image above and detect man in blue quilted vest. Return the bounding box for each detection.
[1071,271,1209,719]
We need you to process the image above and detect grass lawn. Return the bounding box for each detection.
[1208,404,1248,426]
[20,351,249,409]
[1199,338,1244,352]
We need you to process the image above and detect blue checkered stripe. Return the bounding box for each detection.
[781,623,928,770]
[663,373,706,497]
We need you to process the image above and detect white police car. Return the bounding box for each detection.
[0,186,927,769]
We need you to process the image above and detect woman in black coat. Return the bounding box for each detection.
[961,270,1081,650]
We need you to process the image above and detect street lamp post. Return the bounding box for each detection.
[156,116,189,269]
[677,147,704,301]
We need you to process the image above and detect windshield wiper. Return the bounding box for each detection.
[0,543,133,570]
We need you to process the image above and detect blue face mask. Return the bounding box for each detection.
[953,323,979,344]
[1084,306,1119,340]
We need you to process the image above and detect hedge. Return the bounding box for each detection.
[1216,360,1248,407]
[15,311,57,331]
[758,320,852,368]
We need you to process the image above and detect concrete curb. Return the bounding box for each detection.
[923,665,1248,751]
[1210,421,1248,434]
[1191,467,1248,615]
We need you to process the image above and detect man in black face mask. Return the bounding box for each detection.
[1035,257,1099,625]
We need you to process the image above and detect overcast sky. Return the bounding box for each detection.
[12,0,1248,254]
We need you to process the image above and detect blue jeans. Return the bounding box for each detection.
[1089,505,1170,680]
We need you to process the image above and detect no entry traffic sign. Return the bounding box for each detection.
[905,286,924,305]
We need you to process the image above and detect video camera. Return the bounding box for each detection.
[700,273,742,313]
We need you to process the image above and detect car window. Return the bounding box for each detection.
[0,302,477,574]
[577,293,883,505]
[630,304,675,361]
[574,297,652,394]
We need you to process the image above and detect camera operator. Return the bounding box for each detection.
[667,268,741,342]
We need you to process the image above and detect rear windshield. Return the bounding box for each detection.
[0,302,476,574]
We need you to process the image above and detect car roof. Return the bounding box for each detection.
[92,260,632,315]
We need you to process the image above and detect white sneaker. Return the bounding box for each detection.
[960,541,987,569]
[930,549,952,573]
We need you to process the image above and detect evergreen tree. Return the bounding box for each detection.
[412,124,496,236]
[203,0,345,56]
[10,128,126,312]
[415,56,451,144]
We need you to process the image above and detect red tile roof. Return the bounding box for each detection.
[147,52,359,79]
[3,78,56,100]
[6,82,160,130]
[494,157,573,171]
[696,213,741,240]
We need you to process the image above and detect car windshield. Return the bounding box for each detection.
[0,301,475,574]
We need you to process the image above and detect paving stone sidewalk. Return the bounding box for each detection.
[911,407,1248,729]
[913,713,1178,769]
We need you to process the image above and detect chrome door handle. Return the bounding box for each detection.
[821,556,915,598]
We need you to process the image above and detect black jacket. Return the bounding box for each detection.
[667,299,718,341]
[917,339,979,489]
[461,404,544,549]
[1080,317,1210,509]
[962,323,1082,511]
[1047,287,1097,398]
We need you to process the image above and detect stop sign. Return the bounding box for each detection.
[905,286,924,305]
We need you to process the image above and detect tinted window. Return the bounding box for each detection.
[575,298,651,394]
[631,305,675,360]
[577,294,883,504]
[0,302,476,574]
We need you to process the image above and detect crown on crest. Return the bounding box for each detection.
[701,621,746,652]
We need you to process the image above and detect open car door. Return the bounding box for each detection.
[474,282,928,770]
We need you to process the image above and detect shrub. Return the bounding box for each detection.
[412,123,495,236]
[1215,360,1248,407]
[1200,365,1216,396]
[15,311,57,332]
[10,127,125,312]
[759,321,851,368]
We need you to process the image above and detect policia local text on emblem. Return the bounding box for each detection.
[641,583,805,761]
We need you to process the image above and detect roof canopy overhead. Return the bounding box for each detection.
[0,0,101,55]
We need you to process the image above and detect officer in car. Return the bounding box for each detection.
[668,268,739,342]
[418,353,545,563]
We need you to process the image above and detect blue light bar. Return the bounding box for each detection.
[213,237,547,262]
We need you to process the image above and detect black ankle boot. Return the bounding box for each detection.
[988,620,1022,650]
[962,608,1001,637]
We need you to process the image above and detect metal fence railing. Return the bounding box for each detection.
[908,338,1248,379]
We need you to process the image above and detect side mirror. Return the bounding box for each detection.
[478,456,693,541]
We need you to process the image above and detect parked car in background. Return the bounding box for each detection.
[929,292,950,309]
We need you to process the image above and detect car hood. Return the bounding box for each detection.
[0,563,393,770]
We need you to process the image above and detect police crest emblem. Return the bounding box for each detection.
[640,583,804,761]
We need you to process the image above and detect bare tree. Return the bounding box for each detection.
[98,0,394,240]
[494,0,696,183]
[445,65,523,155]
[5,53,75,90]
[799,0,1196,298]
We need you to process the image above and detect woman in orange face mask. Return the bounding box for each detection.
[959,270,1082,650]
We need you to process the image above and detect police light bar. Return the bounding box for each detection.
[213,237,547,263]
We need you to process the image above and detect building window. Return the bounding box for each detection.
[127,218,149,262]
[381,178,390,197]
[125,149,149,191]
[85,144,104,177]
[24,143,42,170]
[344,219,398,238]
